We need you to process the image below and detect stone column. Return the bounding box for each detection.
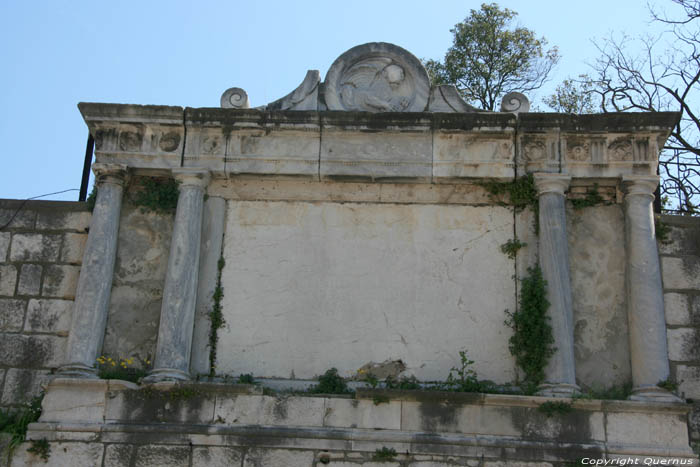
[59,163,127,378]
[145,169,210,382]
[534,173,579,397]
[623,175,680,402]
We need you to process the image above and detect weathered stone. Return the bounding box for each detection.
[0,432,11,467]
[219,201,515,382]
[146,169,209,382]
[191,196,226,375]
[665,293,691,325]
[79,103,185,170]
[320,127,432,181]
[658,218,700,256]
[103,203,172,363]
[40,379,107,423]
[225,129,320,178]
[1,368,50,405]
[535,174,577,396]
[10,441,103,467]
[501,92,531,113]
[676,365,700,399]
[689,403,700,441]
[103,285,160,362]
[59,163,126,378]
[662,256,700,290]
[242,447,314,467]
[0,265,17,296]
[207,179,491,206]
[214,395,324,427]
[25,299,72,334]
[668,328,700,361]
[41,265,80,299]
[134,445,189,467]
[484,463,552,467]
[0,299,25,332]
[0,232,10,262]
[427,84,479,113]
[105,384,215,424]
[265,70,319,111]
[9,233,61,262]
[355,360,406,380]
[568,204,630,387]
[36,210,91,232]
[60,233,87,264]
[0,209,35,229]
[0,334,65,367]
[323,42,430,113]
[605,411,689,449]
[17,264,42,296]
[691,295,700,324]
[323,398,401,430]
[192,446,243,467]
[432,132,515,180]
[623,176,677,401]
[104,444,135,467]
[220,87,249,109]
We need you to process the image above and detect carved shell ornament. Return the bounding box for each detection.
[324,42,431,112]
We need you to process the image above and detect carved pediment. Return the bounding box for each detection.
[219,42,530,114]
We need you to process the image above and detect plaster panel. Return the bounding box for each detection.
[566,205,630,388]
[219,201,515,382]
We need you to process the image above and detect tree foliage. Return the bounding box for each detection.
[543,74,597,114]
[587,0,700,213]
[425,3,560,111]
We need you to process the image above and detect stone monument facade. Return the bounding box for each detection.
[2,42,696,465]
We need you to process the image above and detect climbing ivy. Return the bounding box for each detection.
[481,174,540,232]
[505,265,555,392]
[570,184,605,210]
[500,237,527,259]
[208,257,226,377]
[131,177,180,213]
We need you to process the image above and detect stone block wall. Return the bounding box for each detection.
[660,214,700,451]
[0,199,90,408]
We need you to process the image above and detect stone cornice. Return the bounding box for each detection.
[78,103,680,183]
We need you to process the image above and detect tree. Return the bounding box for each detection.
[543,75,597,114]
[425,3,560,111]
[586,0,699,213]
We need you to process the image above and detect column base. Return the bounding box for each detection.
[143,368,190,383]
[629,385,684,403]
[536,383,580,398]
[56,363,99,379]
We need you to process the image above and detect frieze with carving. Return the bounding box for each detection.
[118,129,143,152]
[566,138,590,162]
[159,132,181,152]
[608,137,633,161]
[522,139,547,161]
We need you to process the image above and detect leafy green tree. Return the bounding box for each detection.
[425,3,560,111]
[543,75,597,114]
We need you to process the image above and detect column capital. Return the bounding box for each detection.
[92,163,128,186]
[172,168,211,188]
[622,175,659,197]
[533,173,571,196]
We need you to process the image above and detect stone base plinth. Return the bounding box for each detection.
[14,379,698,466]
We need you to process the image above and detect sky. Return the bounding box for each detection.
[0,0,671,201]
